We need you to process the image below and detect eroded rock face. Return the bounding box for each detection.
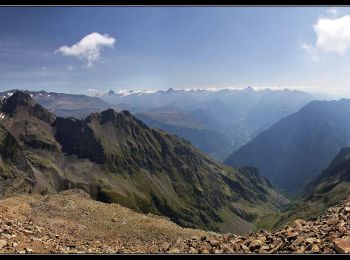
[0,125,35,195]
[53,117,106,164]
[163,197,350,254]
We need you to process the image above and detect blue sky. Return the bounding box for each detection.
[1,6,350,96]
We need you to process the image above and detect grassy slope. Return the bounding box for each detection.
[81,111,288,233]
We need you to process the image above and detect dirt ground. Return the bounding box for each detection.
[0,189,211,254]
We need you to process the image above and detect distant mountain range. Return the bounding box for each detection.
[99,87,314,160]
[0,88,313,161]
[0,90,118,119]
[225,99,350,195]
[0,91,288,234]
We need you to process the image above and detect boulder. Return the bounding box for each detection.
[332,238,350,254]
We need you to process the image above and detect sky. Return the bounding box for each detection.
[1,6,350,97]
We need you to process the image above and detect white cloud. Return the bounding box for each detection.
[314,15,350,54]
[67,65,74,71]
[87,88,98,92]
[303,14,350,60]
[56,32,116,67]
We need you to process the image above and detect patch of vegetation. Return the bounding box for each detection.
[254,212,282,231]
[97,189,138,211]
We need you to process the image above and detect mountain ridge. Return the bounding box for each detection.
[269,145,350,232]
[0,90,288,234]
[225,98,350,195]
[0,89,118,119]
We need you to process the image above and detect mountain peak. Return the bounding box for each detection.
[2,91,35,113]
[107,90,116,96]
[121,110,132,116]
[2,91,55,124]
[97,108,148,129]
[100,108,118,122]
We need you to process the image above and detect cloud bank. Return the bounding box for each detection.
[56,32,116,67]
[303,12,350,60]
[314,15,350,55]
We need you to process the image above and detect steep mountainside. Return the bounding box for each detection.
[225,99,350,195]
[244,90,313,137]
[0,125,34,197]
[137,106,204,128]
[0,91,287,234]
[276,147,350,227]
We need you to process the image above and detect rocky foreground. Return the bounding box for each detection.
[0,190,350,254]
[165,199,350,254]
[0,190,208,254]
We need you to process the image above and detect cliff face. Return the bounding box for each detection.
[0,125,35,196]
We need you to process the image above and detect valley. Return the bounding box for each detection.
[0,91,288,235]
[4,5,350,254]
[225,99,350,195]
[0,89,350,254]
